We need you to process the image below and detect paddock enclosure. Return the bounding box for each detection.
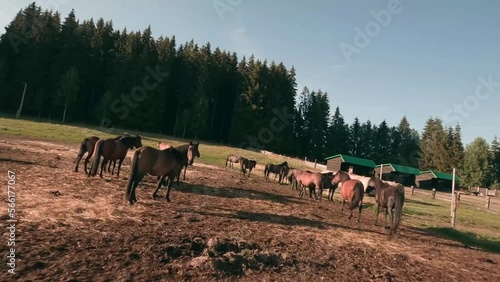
[0,135,499,281]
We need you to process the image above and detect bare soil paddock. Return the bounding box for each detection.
[1,136,499,281]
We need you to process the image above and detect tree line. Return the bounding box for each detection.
[0,3,499,188]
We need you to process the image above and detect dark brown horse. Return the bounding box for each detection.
[173,142,200,184]
[321,172,337,200]
[125,146,187,204]
[264,161,288,182]
[331,170,364,222]
[279,166,290,184]
[240,158,257,177]
[74,135,122,174]
[88,135,142,178]
[225,154,242,168]
[367,177,405,235]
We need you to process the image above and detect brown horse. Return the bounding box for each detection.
[289,169,323,200]
[75,135,122,174]
[321,172,337,200]
[125,146,187,204]
[331,170,364,222]
[174,142,200,184]
[225,154,242,168]
[367,177,405,235]
[264,161,288,182]
[157,141,172,150]
[239,158,257,177]
[88,135,142,178]
[279,166,290,184]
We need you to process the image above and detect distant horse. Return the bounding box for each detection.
[74,135,121,174]
[88,135,142,178]
[125,146,187,204]
[157,141,172,150]
[264,161,288,182]
[367,177,405,235]
[331,170,364,222]
[240,158,257,177]
[225,155,242,168]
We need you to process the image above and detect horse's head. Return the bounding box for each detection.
[332,170,348,185]
[187,142,200,165]
[133,135,142,148]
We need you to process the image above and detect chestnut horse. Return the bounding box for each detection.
[88,135,142,178]
[367,177,405,235]
[125,146,186,204]
[156,141,172,150]
[289,169,323,200]
[331,170,364,222]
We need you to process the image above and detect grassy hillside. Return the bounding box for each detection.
[0,117,307,169]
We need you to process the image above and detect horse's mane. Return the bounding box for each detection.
[175,144,190,153]
[118,135,140,148]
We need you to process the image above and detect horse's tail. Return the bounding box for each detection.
[125,149,140,202]
[75,138,88,163]
[393,184,405,233]
[89,140,104,176]
[350,182,363,210]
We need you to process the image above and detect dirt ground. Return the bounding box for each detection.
[0,136,499,282]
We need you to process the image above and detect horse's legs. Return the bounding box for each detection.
[116,158,124,177]
[99,159,107,178]
[183,165,187,180]
[388,207,394,233]
[74,153,83,172]
[83,154,92,174]
[107,161,112,174]
[130,174,144,204]
[152,175,166,200]
[341,199,346,214]
[112,160,117,175]
[357,201,363,222]
[375,204,380,225]
[384,208,389,229]
[165,175,174,202]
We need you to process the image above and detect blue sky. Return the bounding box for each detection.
[1,0,499,144]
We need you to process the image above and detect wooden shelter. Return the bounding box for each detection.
[416,170,461,191]
[376,163,421,187]
[325,154,376,177]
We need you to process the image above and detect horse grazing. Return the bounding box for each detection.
[125,146,187,204]
[225,155,242,168]
[157,141,172,150]
[264,161,288,182]
[88,135,142,178]
[331,170,365,222]
[240,158,257,177]
[367,177,405,235]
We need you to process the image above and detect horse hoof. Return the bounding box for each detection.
[166,198,171,202]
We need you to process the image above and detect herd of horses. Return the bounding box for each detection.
[74,136,404,235]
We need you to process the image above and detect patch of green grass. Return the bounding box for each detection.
[0,117,309,169]
[425,227,500,254]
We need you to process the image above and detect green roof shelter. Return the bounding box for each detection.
[416,170,461,191]
[376,163,421,187]
[325,154,376,177]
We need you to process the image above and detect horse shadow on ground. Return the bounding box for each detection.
[405,198,441,207]
[171,182,304,205]
[409,226,500,254]
[0,158,37,165]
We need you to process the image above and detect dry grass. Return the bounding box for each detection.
[1,136,500,281]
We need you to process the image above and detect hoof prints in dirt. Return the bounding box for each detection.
[159,237,296,277]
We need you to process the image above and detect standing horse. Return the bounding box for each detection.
[279,166,290,184]
[174,142,200,184]
[289,169,323,200]
[367,177,405,235]
[88,135,142,178]
[331,170,364,222]
[240,158,257,177]
[125,146,187,204]
[74,135,121,174]
[264,161,288,182]
[225,155,242,168]
[321,172,337,200]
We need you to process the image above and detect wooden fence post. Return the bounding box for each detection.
[432,189,436,199]
[411,186,415,196]
[451,192,457,228]
[486,196,491,210]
